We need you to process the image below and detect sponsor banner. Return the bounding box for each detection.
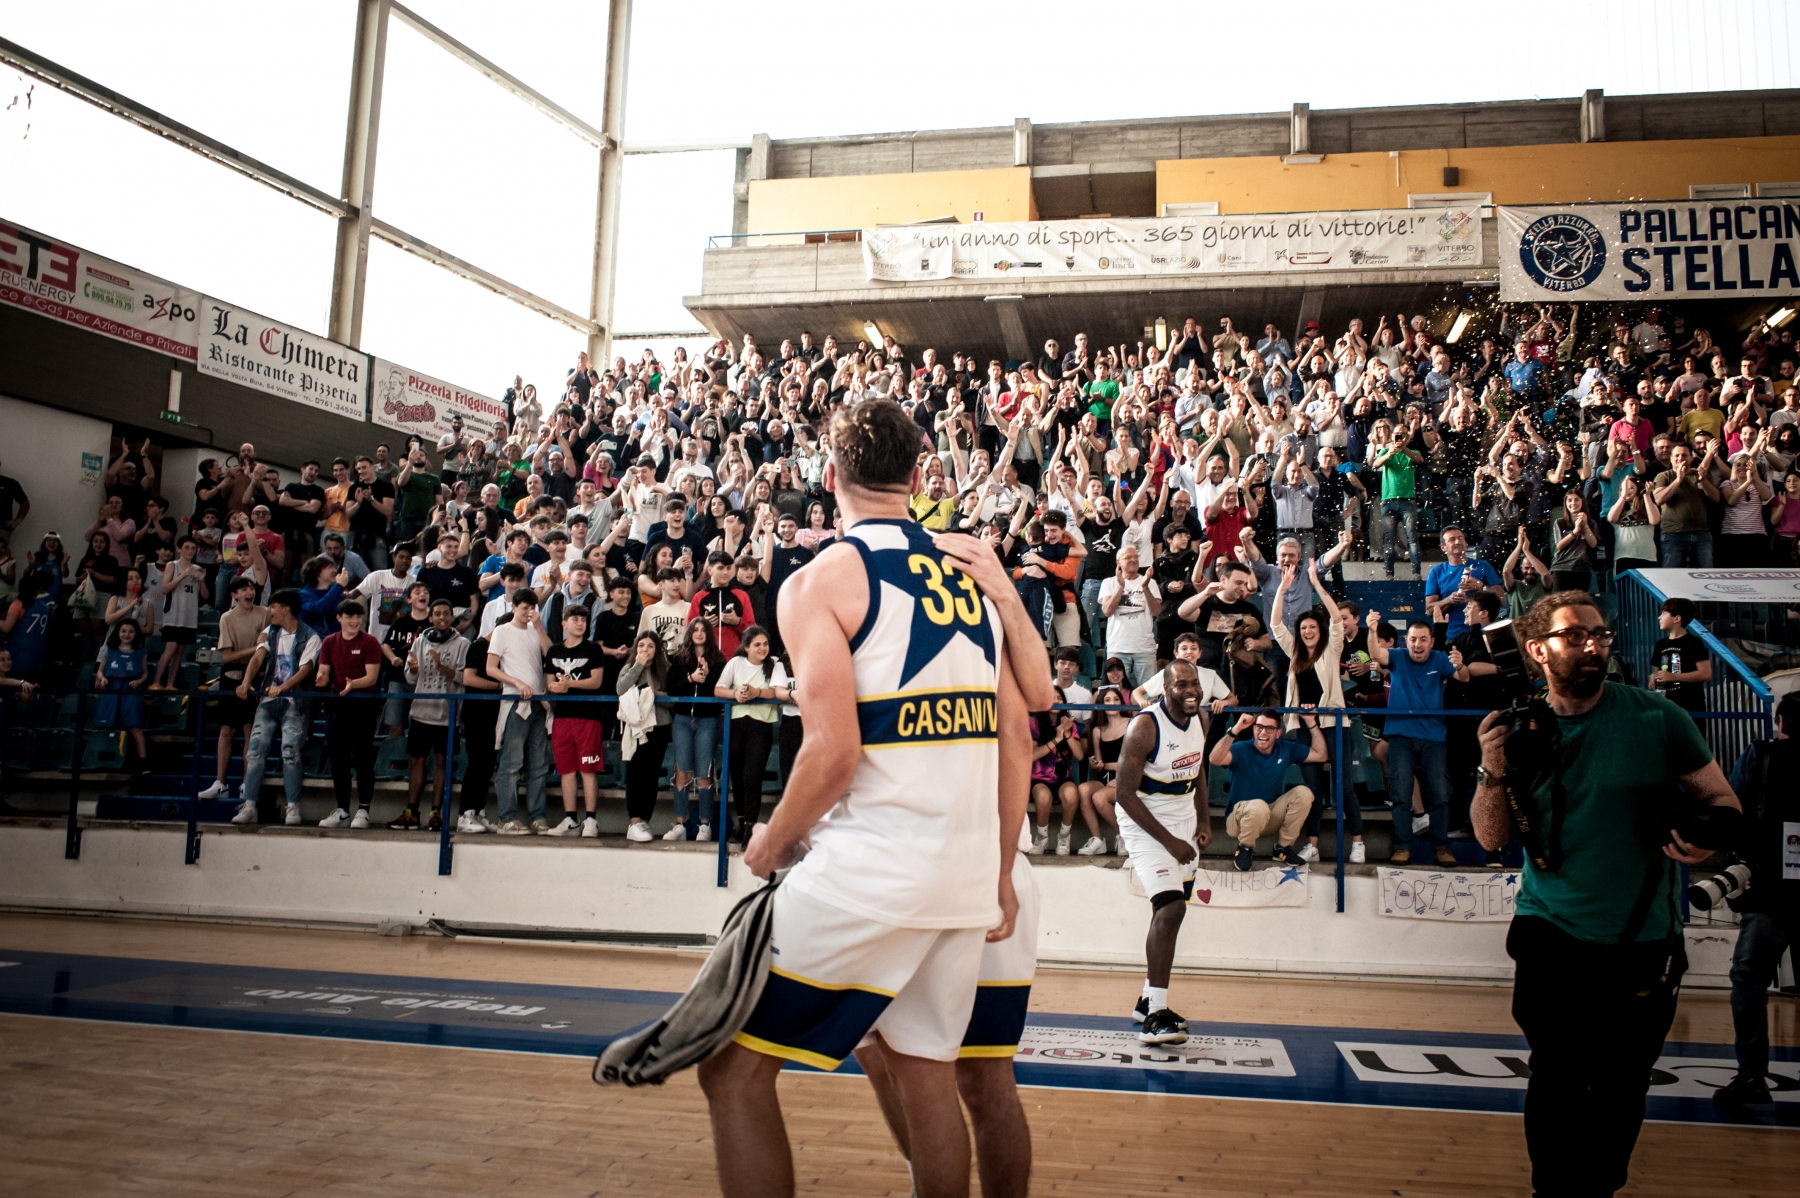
[1123,863,1309,906]
[1378,868,1518,921]
[1499,201,1800,301]
[1017,1025,1296,1076]
[862,208,1483,282]
[370,357,509,444]
[198,299,369,421]
[0,221,199,359]
[1337,1041,1800,1100]
[1631,568,1800,603]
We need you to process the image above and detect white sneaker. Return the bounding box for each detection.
[319,808,351,829]
[543,816,580,837]
[456,811,487,834]
[230,800,257,825]
[284,804,302,826]
[1055,831,1072,856]
[1349,841,1366,864]
[696,823,712,842]
[662,824,688,841]
[350,808,370,829]
[1024,833,1046,856]
[496,819,532,836]
[1298,843,1320,863]
[1411,813,1430,834]
[581,816,599,839]
[473,811,495,832]
[1077,836,1107,856]
[198,779,226,800]
[626,821,652,843]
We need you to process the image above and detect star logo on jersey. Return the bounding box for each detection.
[868,546,997,688]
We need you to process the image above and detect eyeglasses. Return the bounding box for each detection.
[1542,628,1616,650]
[1252,723,1282,734]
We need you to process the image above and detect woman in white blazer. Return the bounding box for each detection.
[1270,559,1364,863]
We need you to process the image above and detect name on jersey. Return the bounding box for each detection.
[858,688,999,749]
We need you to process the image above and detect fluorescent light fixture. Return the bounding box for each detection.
[984,295,1024,302]
[1154,317,1168,351]
[1769,307,1796,329]
[1282,154,1322,165]
[1446,310,1473,344]
[863,321,884,345]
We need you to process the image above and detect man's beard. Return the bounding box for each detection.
[1544,649,1606,699]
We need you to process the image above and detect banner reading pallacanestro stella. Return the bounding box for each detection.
[1499,201,1800,301]
[0,221,200,360]
[861,208,1483,282]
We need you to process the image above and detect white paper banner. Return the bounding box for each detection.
[0,221,199,360]
[197,299,368,421]
[1017,1025,1295,1075]
[864,208,1483,282]
[1499,201,1800,301]
[1378,868,1518,921]
[370,357,509,444]
[1124,863,1309,907]
[1630,568,1800,603]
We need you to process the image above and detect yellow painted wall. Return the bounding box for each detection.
[1157,136,1800,215]
[747,167,1034,240]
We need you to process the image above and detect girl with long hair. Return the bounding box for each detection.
[666,617,725,841]
[1075,684,1133,855]
[1026,687,1084,856]
[1272,559,1358,862]
[714,625,791,845]
[616,631,672,842]
[1608,474,1659,573]
[95,618,150,768]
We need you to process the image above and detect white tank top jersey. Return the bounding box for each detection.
[785,518,1006,930]
[1118,698,1209,829]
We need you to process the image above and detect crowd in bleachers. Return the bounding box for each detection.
[0,301,1787,861]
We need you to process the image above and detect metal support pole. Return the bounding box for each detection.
[587,0,633,365]
[64,691,85,859]
[185,687,205,865]
[1333,720,1346,914]
[717,705,730,888]
[438,697,458,876]
[329,0,391,348]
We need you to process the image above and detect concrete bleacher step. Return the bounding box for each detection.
[93,795,243,823]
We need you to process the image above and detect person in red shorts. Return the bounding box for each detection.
[543,604,609,838]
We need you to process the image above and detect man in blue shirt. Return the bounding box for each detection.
[1369,612,1471,865]
[1504,342,1546,406]
[1209,707,1327,871]
[1424,527,1504,643]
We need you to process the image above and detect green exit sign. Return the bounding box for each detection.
[159,410,185,424]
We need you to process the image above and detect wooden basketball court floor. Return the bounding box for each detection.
[0,913,1793,1197]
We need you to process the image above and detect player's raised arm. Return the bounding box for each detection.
[933,530,1054,711]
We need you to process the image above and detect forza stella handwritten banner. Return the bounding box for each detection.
[863,209,1483,282]
[1499,202,1800,301]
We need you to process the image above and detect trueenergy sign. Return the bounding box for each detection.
[862,208,1484,282]
[1499,201,1800,301]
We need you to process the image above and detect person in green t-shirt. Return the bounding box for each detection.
[1084,361,1121,420]
[1499,526,1550,621]
[1472,589,1740,1197]
[1370,423,1422,578]
[394,446,442,547]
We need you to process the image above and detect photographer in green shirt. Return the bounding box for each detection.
[1472,590,1740,1197]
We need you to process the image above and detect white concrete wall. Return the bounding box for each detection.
[0,826,1738,987]
[0,393,113,566]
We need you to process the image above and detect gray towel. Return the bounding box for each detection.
[593,877,780,1087]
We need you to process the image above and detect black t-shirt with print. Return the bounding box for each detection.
[544,638,608,720]
[1194,596,1261,670]
[1653,634,1710,712]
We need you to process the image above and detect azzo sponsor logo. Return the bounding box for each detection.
[1518,212,1607,292]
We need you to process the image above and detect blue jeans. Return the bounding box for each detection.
[241,694,311,808]
[1382,498,1421,575]
[671,710,720,822]
[1659,530,1712,568]
[1080,579,1106,654]
[1729,910,1795,1080]
[1384,733,1448,853]
[1112,651,1158,691]
[494,701,550,824]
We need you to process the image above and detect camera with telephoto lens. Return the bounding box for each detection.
[1687,862,1752,912]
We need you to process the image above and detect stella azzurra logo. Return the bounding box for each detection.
[1518,212,1607,292]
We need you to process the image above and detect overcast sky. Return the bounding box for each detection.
[2,0,1794,400]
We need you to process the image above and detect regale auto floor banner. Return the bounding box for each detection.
[863,209,1483,282]
[1500,201,1800,301]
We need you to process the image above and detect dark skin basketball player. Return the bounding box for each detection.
[1112,659,1210,999]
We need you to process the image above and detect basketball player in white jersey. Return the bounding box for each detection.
[1111,658,1210,1045]
[853,529,1053,1198]
[698,402,1036,1198]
